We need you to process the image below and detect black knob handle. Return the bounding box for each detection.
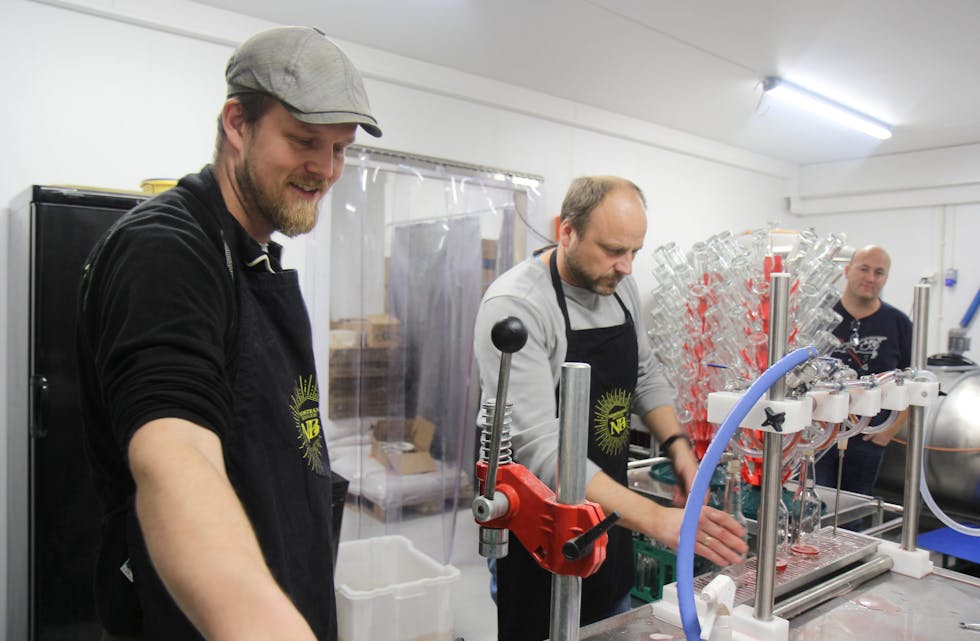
[491,316,528,354]
[562,511,621,561]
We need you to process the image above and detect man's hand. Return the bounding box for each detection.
[586,472,748,568]
[652,505,749,567]
[862,409,908,447]
[863,430,892,446]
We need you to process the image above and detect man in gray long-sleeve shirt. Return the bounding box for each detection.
[474,175,747,641]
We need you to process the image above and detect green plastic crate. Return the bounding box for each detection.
[631,536,676,603]
[631,534,719,603]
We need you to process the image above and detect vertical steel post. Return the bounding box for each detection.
[550,363,591,641]
[754,272,790,621]
[901,283,930,550]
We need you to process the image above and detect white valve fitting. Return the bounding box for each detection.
[707,391,811,433]
[847,387,882,417]
[879,381,910,411]
[806,390,850,423]
[907,379,939,407]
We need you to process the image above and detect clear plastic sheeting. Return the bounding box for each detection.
[306,146,544,563]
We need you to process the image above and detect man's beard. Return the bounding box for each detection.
[236,156,322,237]
[564,248,620,295]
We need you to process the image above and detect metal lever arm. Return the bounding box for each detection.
[562,511,621,561]
[483,316,528,500]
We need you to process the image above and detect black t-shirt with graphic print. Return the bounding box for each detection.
[830,299,912,424]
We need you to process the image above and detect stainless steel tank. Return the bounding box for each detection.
[877,357,980,520]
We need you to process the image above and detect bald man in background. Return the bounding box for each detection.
[816,245,912,510]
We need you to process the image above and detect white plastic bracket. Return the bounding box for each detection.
[654,582,789,641]
[879,381,910,411]
[730,604,789,641]
[878,540,933,578]
[806,390,850,423]
[707,392,811,433]
[847,387,882,417]
[907,380,940,407]
[651,583,692,630]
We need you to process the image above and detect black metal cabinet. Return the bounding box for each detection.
[7,186,145,641]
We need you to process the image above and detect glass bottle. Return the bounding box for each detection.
[776,494,790,571]
[721,455,749,585]
[791,448,822,556]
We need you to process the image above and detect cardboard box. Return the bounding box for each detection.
[328,373,404,418]
[327,346,406,419]
[371,416,436,474]
[328,347,404,381]
[332,315,401,349]
[332,317,369,333]
[366,314,401,348]
[329,329,361,349]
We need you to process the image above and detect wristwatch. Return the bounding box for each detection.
[660,432,693,457]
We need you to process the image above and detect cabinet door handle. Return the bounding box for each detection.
[30,375,49,438]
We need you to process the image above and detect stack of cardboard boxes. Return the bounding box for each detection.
[328,314,404,419]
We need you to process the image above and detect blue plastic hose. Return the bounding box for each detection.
[676,346,817,641]
[960,286,980,329]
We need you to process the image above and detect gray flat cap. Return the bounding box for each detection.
[226,26,381,137]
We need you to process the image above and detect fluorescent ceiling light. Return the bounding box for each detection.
[763,76,892,140]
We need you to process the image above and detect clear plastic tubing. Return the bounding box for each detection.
[919,371,980,537]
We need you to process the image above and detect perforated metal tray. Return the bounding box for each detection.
[693,527,881,605]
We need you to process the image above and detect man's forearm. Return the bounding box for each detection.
[640,405,697,500]
[641,405,685,445]
[586,471,667,539]
[129,418,316,641]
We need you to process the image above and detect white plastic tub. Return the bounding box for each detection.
[334,535,460,641]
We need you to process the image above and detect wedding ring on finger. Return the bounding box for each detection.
[702,535,713,545]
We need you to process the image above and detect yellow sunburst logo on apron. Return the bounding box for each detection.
[594,388,632,456]
[291,375,324,474]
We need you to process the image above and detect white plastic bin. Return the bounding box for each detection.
[334,535,460,641]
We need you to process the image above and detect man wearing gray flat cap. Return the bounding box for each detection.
[77,26,381,641]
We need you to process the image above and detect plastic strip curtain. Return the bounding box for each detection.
[311,147,542,564]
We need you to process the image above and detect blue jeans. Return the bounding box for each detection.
[603,592,632,618]
[488,557,498,604]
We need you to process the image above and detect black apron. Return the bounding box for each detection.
[496,251,638,641]
[128,218,337,640]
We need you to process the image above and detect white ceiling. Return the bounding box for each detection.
[193,0,980,166]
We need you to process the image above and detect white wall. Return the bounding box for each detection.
[789,204,980,359]
[3,0,977,634]
[788,141,980,356]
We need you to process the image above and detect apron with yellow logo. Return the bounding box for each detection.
[496,250,637,641]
